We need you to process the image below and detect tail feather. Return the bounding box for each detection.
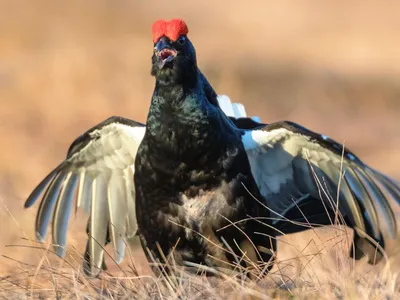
[231,103,247,118]
[217,95,262,122]
[217,95,235,117]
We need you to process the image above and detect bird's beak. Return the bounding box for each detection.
[154,38,177,69]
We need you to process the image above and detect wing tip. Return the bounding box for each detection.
[350,230,385,264]
[82,260,102,278]
[82,239,105,278]
[24,198,35,208]
[24,185,46,208]
[53,245,66,258]
[24,166,62,208]
[35,232,46,243]
[115,253,124,265]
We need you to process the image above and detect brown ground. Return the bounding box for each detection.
[0,1,400,298]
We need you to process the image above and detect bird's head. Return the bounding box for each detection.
[151,19,197,84]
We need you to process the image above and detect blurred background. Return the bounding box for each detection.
[0,0,400,277]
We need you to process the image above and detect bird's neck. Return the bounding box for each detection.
[147,79,204,141]
[144,75,232,164]
[138,73,245,196]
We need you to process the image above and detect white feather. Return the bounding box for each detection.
[242,122,398,247]
[231,103,247,118]
[217,95,234,117]
[28,118,145,270]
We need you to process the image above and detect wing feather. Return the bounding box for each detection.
[24,117,145,276]
[124,166,137,238]
[24,167,58,208]
[77,171,93,214]
[369,169,400,202]
[354,168,397,239]
[108,171,127,263]
[243,121,399,262]
[344,167,380,239]
[36,171,68,241]
[315,159,365,230]
[52,172,78,257]
[89,175,109,276]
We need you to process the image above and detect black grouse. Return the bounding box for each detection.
[134,19,276,277]
[24,18,400,278]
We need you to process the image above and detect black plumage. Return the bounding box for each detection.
[134,33,276,277]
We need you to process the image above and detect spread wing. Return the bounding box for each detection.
[24,99,260,276]
[24,116,146,276]
[243,121,400,262]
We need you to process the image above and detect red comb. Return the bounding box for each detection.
[152,19,189,43]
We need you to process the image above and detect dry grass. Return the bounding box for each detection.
[2,203,400,299]
[1,1,400,299]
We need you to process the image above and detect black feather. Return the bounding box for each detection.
[135,34,276,277]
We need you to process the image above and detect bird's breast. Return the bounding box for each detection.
[181,184,236,223]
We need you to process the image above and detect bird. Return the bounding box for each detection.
[23,18,400,279]
[134,19,277,277]
[23,91,263,277]
[134,18,400,277]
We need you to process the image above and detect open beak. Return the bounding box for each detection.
[155,38,177,69]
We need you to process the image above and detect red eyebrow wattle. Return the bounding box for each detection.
[152,19,189,43]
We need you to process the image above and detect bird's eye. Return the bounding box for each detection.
[177,36,186,45]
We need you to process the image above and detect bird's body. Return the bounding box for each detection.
[135,75,275,274]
